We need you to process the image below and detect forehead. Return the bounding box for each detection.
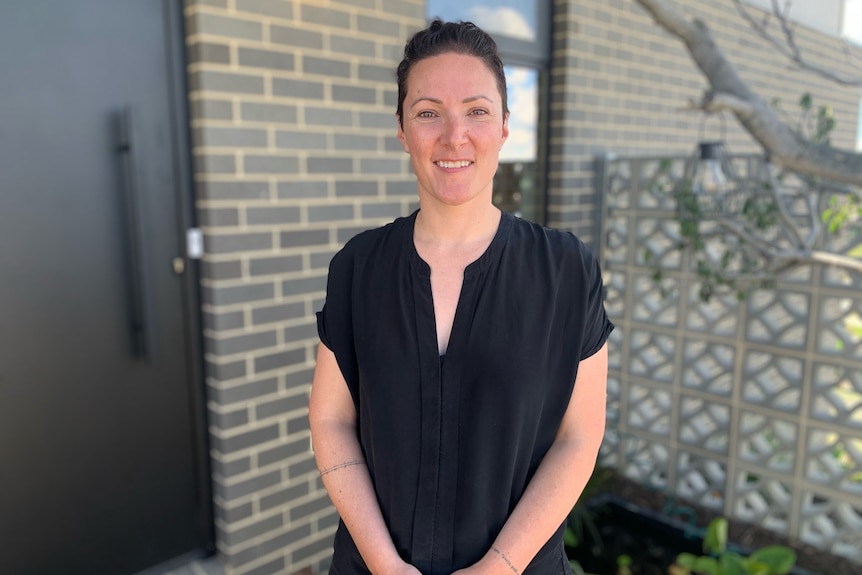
[406,52,500,97]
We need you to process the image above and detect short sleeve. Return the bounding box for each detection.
[579,246,614,360]
[316,248,360,403]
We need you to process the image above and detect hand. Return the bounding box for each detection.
[451,555,510,575]
[373,557,422,575]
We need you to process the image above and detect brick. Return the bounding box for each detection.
[307,204,353,223]
[360,111,397,129]
[231,524,311,567]
[361,158,402,174]
[210,407,250,430]
[271,24,324,50]
[361,202,404,219]
[383,89,399,108]
[288,455,318,479]
[287,414,310,434]
[384,135,404,152]
[205,359,247,382]
[251,302,307,326]
[301,4,350,28]
[278,181,329,200]
[283,321,319,343]
[205,232,272,255]
[332,84,376,104]
[195,154,235,174]
[246,206,301,226]
[291,531,335,561]
[358,63,394,83]
[240,102,297,125]
[254,348,306,374]
[202,259,243,281]
[380,0,421,18]
[257,436,309,467]
[187,12,262,40]
[309,250,336,270]
[330,34,375,58]
[214,424,280,455]
[357,15,401,37]
[285,367,314,389]
[198,181,270,201]
[334,134,378,151]
[280,230,329,248]
[190,98,233,121]
[282,275,327,296]
[249,255,303,277]
[235,0,293,20]
[199,207,240,227]
[196,127,268,148]
[385,180,415,196]
[187,0,227,6]
[305,107,352,126]
[335,180,378,197]
[215,501,254,524]
[272,78,324,100]
[275,130,327,150]
[307,157,353,174]
[188,41,231,65]
[213,455,252,478]
[220,514,283,547]
[255,392,308,420]
[238,47,295,71]
[317,510,340,531]
[203,282,275,306]
[207,330,278,356]
[259,483,310,512]
[212,377,279,405]
[190,71,264,95]
[203,309,245,331]
[239,555,285,575]
[337,225,371,244]
[302,55,350,78]
[244,155,300,174]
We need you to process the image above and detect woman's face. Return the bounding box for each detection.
[397,52,509,210]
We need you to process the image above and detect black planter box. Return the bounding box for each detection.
[566,494,817,575]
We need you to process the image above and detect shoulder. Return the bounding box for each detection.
[329,212,413,271]
[508,215,597,270]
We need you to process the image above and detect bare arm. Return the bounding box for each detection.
[455,343,609,575]
[309,342,420,575]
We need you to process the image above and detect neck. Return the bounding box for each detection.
[414,202,501,246]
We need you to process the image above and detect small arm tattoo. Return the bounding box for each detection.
[319,460,365,477]
[490,546,520,575]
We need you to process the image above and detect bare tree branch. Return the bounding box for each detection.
[632,0,862,187]
[731,0,862,86]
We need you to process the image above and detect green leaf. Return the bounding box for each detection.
[703,517,728,554]
[719,553,748,575]
[693,556,720,575]
[799,93,812,110]
[676,553,699,569]
[847,244,862,259]
[750,546,797,574]
[563,525,578,547]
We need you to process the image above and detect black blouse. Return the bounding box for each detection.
[317,210,613,575]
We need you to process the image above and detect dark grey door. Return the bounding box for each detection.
[0,1,209,574]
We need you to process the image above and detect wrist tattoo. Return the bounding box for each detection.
[490,546,519,575]
[319,460,365,477]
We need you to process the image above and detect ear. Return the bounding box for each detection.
[500,112,510,149]
[397,116,409,153]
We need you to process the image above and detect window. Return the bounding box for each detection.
[427,0,551,222]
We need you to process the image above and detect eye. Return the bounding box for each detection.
[417,110,436,118]
[469,108,489,116]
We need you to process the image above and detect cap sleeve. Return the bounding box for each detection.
[580,245,614,360]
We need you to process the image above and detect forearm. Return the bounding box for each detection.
[312,420,404,575]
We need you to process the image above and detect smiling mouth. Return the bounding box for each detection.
[435,160,472,168]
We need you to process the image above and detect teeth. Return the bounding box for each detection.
[436,160,471,168]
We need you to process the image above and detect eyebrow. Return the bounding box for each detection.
[409,95,494,108]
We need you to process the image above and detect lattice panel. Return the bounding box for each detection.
[675,452,726,511]
[600,374,621,466]
[745,290,809,349]
[629,330,676,384]
[799,492,862,561]
[820,226,862,289]
[635,218,682,269]
[681,340,734,397]
[604,270,626,320]
[678,396,730,454]
[810,363,862,429]
[605,215,629,266]
[627,383,672,438]
[805,428,862,494]
[685,286,739,337]
[737,411,797,474]
[636,159,684,211]
[621,437,670,489]
[732,470,792,533]
[605,161,633,209]
[607,328,623,372]
[633,274,679,327]
[817,296,862,359]
[742,352,803,413]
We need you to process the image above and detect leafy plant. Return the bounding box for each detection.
[668,517,796,575]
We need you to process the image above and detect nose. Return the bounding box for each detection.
[440,114,468,149]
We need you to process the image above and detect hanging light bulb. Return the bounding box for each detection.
[691,141,731,195]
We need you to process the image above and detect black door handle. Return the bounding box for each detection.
[116,106,149,360]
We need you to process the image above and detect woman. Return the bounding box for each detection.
[310,19,613,575]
